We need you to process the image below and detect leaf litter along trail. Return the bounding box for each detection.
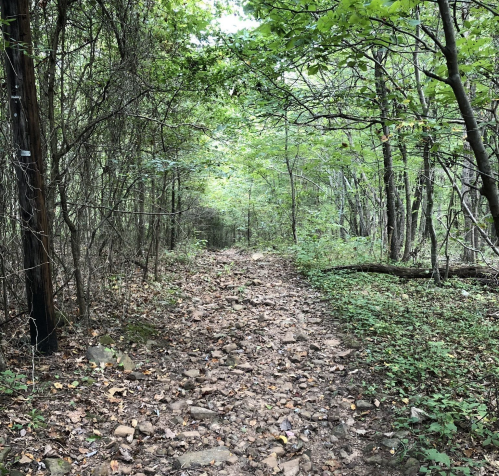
[1,249,409,476]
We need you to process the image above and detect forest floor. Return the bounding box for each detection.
[0,249,494,476]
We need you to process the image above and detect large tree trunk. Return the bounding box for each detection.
[1,0,58,353]
[374,51,399,261]
[428,0,499,241]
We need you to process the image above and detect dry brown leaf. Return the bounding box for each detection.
[19,455,33,464]
[108,387,126,397]
[110,460,119,472]
[66,409,85,423]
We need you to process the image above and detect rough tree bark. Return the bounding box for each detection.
[1,0,58,353]
[374,50,399,260]
[423,0,499,241]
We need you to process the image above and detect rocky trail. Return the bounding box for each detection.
[0,250,418,476]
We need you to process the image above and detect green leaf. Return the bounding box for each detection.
[307,64,319,75]
[425,449,451,467]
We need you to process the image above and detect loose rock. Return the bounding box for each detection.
[43,458,72,476]
[114,426,135,438]
[190,406,217,421]
[174,447,231,469]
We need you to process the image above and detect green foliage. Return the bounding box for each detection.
[0,370,28,395]
[304,265,499,471]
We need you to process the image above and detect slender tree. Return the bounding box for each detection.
[1,0,58,353]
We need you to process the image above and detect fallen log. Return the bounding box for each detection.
[320,264,497,279]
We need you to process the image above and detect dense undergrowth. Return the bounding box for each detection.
[294,239,499,475]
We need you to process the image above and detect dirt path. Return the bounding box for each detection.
[1,250,411,476]
[145,250,404,476]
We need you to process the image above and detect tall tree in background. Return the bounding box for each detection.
[1,0,58,353]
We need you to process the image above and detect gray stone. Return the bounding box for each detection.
[178,431,201,440]
[381,438,401,450]
[125,371,146,381]
[44,458,72,475]
[363,443,378,455]
[174,447,231,469]
[295,332,308,342]
[365,455,383,465]
[262,455,278,468]
[0,446,10,462]
[280,458,301,476]
[331,423,348,438]
[114,425,135,438]
[138,421,154,435]
[86,345,116,366]
[269,446,285,457]
[310,343,321,351]
[183,369,200,378]
[169,400,188,411]
[190,406,217,421]
[282,332,296,344]
[404,458,420,476]
[300,410,312,420]
[212,350,223,358]
[356,400,374,410]
[233,305,244,311]
[223,343,238,353]
[182,380,195,390]
[226,355,240,367]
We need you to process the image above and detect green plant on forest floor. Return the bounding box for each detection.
[0,370,28,395]
[304,267,499,473]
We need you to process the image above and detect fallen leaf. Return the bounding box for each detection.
[401,398,409,404]
[19,455,32,464]
[66,409,85,423]
[165,428,176,439]
[53,382,63,389]
[110,460,119,472]
[108,387,126,397]
[350,404,356,410]
[374,399,380,408]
